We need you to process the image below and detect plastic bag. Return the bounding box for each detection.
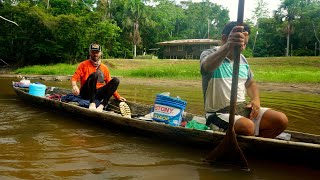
[185,120,209,130]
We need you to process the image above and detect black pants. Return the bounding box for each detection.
[80,72,119,106]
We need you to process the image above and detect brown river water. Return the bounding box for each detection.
[0,77,319,179]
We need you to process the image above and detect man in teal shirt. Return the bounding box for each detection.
[200,22,288,138]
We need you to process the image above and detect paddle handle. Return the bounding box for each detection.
[228,0,245,128]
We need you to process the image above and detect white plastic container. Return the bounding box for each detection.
[20,78,30,86]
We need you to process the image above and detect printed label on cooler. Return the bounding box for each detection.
[153,104,181,116]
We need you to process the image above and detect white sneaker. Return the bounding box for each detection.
[119,102,131,118]
[96,104,104,112]
[89,103,96,110]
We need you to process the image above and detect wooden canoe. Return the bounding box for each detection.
[12,85,320,168]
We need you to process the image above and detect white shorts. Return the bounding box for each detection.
[206,107,269,136]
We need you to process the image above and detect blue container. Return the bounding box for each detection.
[152,94,187,126]
[29,83,46,97]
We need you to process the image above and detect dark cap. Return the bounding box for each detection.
[89,43,101,52]
[222,21,251,36]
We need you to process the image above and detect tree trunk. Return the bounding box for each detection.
[133,21,139,58]
[286,24,290,56]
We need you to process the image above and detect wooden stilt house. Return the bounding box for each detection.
[157,39,220,59]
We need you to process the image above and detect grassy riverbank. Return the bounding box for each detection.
[13,57,320,83]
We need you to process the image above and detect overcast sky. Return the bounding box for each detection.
[176,0,282,21]
[214,0,282,21]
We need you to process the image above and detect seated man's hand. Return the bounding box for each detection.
[118,96,126,102]
[246,100,260,120]
[72,85,80,95]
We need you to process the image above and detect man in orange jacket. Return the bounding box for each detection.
[71,43,126,112]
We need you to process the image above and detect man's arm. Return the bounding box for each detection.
[201,26,248,72]
[246,80,261,119]
[201,44,230,72]
[71,64,82,95]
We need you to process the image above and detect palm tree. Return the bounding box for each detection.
[277,0,303,56]
[123,0,145,58]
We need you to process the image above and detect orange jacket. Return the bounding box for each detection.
[71,60,121,99]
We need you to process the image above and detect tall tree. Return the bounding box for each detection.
[276,0,304,56]
[97,0,111,20]
[290,0,320,55]
[251,0,269,53]
[122,0,146,57]
[179,0,229,39]
[253,18,285,57]
[149,0,184,40]
[251,0,269,23]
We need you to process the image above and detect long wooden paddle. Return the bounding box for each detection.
[205,0,249,169]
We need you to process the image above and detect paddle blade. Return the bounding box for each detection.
[206,130,249,169]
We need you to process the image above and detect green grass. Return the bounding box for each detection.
[14,57,320,83]
[15,63,77,75]
[248,57,320,83]
[126,62,199,79]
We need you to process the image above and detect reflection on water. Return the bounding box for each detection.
[0,77,319,179]
[261,92,320,134]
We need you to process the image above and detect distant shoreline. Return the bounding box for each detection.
[2,74,319,95]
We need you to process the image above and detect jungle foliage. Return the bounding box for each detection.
[0,0,319,66]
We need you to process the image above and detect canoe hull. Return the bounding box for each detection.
[13,86,320,168]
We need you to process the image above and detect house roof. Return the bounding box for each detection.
[157,39,221,46]
[148,48,160,51]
